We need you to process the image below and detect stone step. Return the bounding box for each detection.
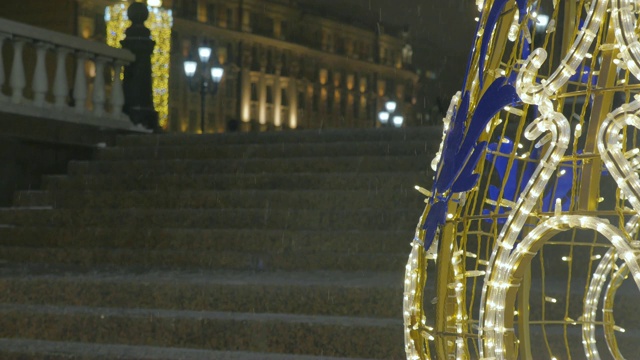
[97,140,437,161]
[116,127,441,147]
[0,248,408,272]
[67,156,429,176]
[0,208,418,230]
[0,269,403,318]
[0,339,377,360]
[42,172,428,192]
[11,189,424,210]
[11,191,50,208]
[0,304,404,359]
[0,228,414,254]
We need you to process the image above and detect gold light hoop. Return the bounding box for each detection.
[403,232,431,360]
[583,212,640,359]
[482,216,640,359]
[582,248,616,359]
[603,259,634,360]
[583,246,640,360]
[404,87,462,360]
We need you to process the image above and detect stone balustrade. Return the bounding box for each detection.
[0,17,148,132]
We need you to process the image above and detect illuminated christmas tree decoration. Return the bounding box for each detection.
[404,0,640,359]
[105,2,172,129]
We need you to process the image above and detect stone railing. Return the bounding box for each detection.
[0,17,149,132]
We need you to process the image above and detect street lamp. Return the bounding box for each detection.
[378,100,403,128]
[183,43,224,133]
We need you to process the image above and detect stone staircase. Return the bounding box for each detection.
[0,127,439,359]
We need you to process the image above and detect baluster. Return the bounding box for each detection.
[73,52,88,113]
[0,35,7,101]
[111,60,125,118]
[53,47,70,108]
[32,42,50,107]
[9,38,26,104]
[92,56,107,116]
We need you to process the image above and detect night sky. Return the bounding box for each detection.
[299,0,479,101]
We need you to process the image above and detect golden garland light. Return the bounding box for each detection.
[105,1,172,129]
[405,0,640,359]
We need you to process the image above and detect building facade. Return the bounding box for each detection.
[167,0,417,133]
[0,0,418,133]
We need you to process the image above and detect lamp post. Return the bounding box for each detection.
[183,43,224,133]
[378,100,404,128]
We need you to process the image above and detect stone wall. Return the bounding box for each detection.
[0,112,121,206]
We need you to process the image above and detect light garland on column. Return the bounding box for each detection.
[105,3,173,129]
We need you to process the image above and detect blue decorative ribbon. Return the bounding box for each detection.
[423,77,520,249]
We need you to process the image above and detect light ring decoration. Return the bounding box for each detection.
[603,261,631,360]
[582,248,640,360]
[582,248,616,359]
[482,216,640,360]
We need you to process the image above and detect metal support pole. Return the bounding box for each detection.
[201,81,207,133]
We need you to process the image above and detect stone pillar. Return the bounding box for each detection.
[273,52,282,128]
[258,72,267,129]
[120,2,159,131]
[32,42,50,107]
[52,47,70,108]
[9,39,26,104]
[241,8,251,32]
[288,79,297,129]
[239,44,252,131]
[257,48,267,130]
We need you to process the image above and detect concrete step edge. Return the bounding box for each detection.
[115,127,442,146]
[0,303,402,327]
[0,268,402,288]
[0,338,377,360]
